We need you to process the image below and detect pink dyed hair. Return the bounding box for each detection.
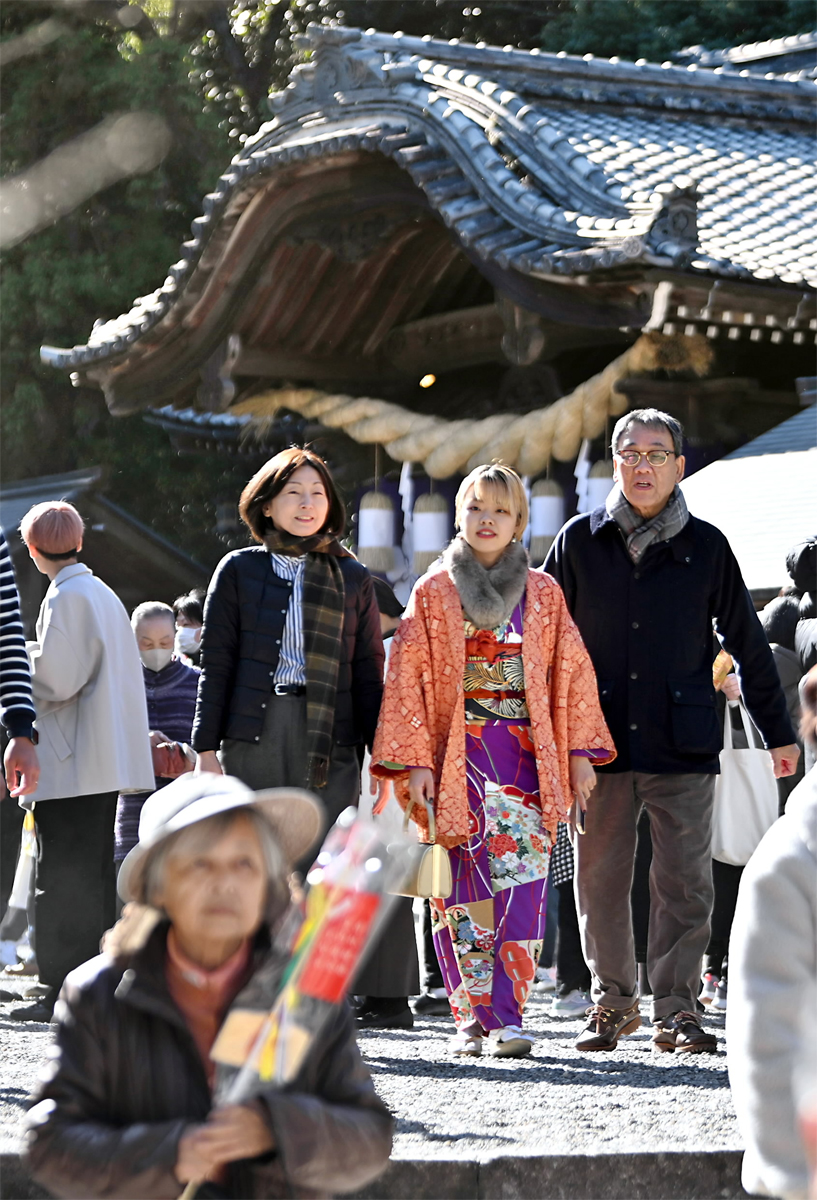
[20,501,84,557]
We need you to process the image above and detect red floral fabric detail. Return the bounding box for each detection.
[465,630,522,665]
[489,833,519,857]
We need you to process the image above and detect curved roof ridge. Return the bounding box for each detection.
[40,22,816,378]
[675,29,817,67]
[347,25,817,94]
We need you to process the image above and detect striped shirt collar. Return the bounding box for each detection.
[270,553,305,579]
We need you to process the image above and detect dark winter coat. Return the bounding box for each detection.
[544,508,795,775]
[24,922,393,1200]
[192,549,384,754]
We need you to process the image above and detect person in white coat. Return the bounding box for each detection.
[727,665,817,1200]
[9,502,153,1021]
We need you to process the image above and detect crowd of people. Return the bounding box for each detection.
[0,407,814,1200]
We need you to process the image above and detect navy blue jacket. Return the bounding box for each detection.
[142,658,199,744]
[192,548,384,753]
[544,508,795,775]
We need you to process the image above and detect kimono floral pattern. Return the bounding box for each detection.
[431,599,550,1032]
[371,563,615,848]
[463,625,528,721]
[484,783,550,891]
[373,566,614,1033]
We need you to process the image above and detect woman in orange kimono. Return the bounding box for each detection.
[372,464,614,1058]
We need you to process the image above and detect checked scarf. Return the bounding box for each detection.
[264,529,350,789]
[606,484,690,564]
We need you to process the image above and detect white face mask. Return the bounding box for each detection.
[140,647,173,673]
[175,627,201,657]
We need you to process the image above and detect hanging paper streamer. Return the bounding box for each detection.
[356,490,395,573]
[585,460,614,512]
[529,479,564,565]
[521,475,532,551]
[574,437,592,516]
[399,461,414,568]
[412,491,449,575]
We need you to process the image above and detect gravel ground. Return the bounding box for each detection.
[1,975,739,1162]
[0,973,52,1155]
[357,990,739,1162]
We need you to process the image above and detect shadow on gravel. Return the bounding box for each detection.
[0,1088,29,1113]
[396,1119,516,1145]
[362,1052,729,1088]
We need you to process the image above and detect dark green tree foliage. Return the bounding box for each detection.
[188,1,567,137]
[0,2,235,563]
[538,0,815,61]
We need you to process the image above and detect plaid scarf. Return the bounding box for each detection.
[264,530,350,788]
[606,484,690,564]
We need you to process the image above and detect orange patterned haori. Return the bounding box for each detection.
[371,565,614,848]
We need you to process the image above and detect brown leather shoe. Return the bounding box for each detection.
[652,1010,718,1054]
[574,1002,641,1051]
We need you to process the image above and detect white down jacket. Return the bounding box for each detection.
[727,765,817,1200]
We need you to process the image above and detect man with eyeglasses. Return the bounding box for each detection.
[545,408,798,1056]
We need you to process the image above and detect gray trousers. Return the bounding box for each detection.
[574,771,716,1021]
[221,694,361,874]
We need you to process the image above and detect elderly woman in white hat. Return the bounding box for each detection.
[24,775,393,1200]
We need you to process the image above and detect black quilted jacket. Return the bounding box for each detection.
[191,548,384,753]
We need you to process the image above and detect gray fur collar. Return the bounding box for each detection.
[442,537,529,630]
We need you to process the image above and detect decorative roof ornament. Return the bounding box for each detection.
[285,25,388,107]
[646,182,699,265]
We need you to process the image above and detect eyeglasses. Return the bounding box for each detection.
[615,450,676,467]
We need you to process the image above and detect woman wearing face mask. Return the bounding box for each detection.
[193,448,384,868]
[173,588,205,666]
[114,603,201,873]
[10,502,154,1022]
[371,464,614,1058]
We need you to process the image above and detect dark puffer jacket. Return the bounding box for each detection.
[24,922,393,1200]
[192,549,384,753]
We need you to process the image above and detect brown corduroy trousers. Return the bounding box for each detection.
[574,770,716,1021]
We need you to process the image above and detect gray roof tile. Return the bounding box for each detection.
[41,24,816,373]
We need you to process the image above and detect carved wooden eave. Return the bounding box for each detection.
[40,23,816,417]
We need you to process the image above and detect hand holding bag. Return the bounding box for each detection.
[151,741,195,780]
[390,795,453,900]
[711,702,779,866]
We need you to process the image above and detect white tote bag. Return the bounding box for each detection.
[711,703,779,867]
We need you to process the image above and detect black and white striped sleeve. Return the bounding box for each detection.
[0,529,36,739]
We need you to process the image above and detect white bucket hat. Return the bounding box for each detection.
[118,773,323,904]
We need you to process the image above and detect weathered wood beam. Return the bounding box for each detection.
[381,304,632,373]
[233,348,406,382]
[637,271,816,324]
[614,376,799,406]
[381,305,504,371]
